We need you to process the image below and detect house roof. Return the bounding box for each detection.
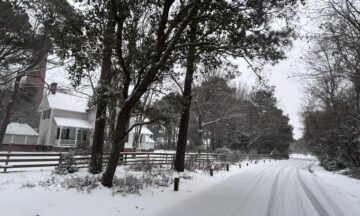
[138,127,153,135]
[39,92,89,113]
[5,123,39,136]
[54,117,93,129]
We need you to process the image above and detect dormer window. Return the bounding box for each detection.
[42,109,51,119]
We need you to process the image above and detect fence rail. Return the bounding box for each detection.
[0,152,272,172]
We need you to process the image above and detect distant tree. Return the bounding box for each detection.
[301,0,360,172]
[147,92,182,150]
[187,76,239,150]
[240,88,293,156]
[174,0,304,171]
[0,1,44,145]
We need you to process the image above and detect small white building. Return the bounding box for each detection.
[3,122,39,145]
[125,123,155,151]
[37,83,155,151]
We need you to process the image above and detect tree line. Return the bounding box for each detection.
[149,76,294,157]
[301,0,360,175]
[0,0,303,187]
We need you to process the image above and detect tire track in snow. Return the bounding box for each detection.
[221,162,281,216]
[234,163,287,216]
[312,179,346,216]
[265,166,283,216]
[240,164,281,206]
[297,169,330,216]
[266,160,306,216]
[195,162,280,216]
[306,163,346,216]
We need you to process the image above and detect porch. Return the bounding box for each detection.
[54,117,92,148]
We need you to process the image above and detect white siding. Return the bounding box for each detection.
[3,134,38,145]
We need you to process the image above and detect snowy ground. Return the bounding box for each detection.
[0,162,242,216]
[1,156,360,216]
[155,155,360,216]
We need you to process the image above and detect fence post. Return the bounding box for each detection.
[174,177,180,191]
[210,168,213,176]
[4,153,10,173]
[4,143,12,173]
[147,153,150,164]
[226,164,229,171]
[239,163,241,168]
[124,154,127,165]
[170,154,175,169]
[196,153,200,167]
[165,154,168,165]
[206,154,210,167]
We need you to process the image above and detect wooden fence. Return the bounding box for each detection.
[0,152,271,172]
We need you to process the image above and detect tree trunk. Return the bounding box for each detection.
[197,112,203,147]
[166,122,172,150]
[102,109,130,187]
[0,75,22,145]
[89,1,116,174]
[174,15,198,172]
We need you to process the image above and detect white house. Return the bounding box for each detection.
[3,122,39,145]
[125,119,155,151]
[37,83,154,151]
[37,83,92,148]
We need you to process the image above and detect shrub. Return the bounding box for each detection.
[112,174,143,195]
[61,175,100,193]
[55,152,79,175]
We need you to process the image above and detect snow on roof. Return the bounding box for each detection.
[138,127,153,135]
[47,92,89,113]
[5,123,39,136]
[128,125,153,135]
[54,117,93,129]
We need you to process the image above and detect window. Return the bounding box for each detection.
[125,133,130,143]
[64,129,70,139]
[56,128,70,140]
[56,128,60,139]
[42,109,51,119]
[82,130,87,141]
[77,130,88,141]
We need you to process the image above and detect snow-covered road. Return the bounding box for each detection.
[1,156,360,216]
[153,157,360,216]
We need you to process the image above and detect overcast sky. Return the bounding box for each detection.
[233,2,320,139]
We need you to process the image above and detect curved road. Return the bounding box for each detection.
[153,158,360,216]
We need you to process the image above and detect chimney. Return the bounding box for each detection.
[50,82,58,94]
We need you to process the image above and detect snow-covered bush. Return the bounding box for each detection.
[320,157,346,171]
[55,152,79,175]
[21,182,36,188]
[112,174,143,195]
[227,150,244,163]
[112,169,174,195]
[214,147,231,162]
[127,161,153,172]
[214,147,231,155]
[212,162,226,171]
[184,155,202,171]
[60,175,100,193]
[143,169,173,187]
[39,175,57,187]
